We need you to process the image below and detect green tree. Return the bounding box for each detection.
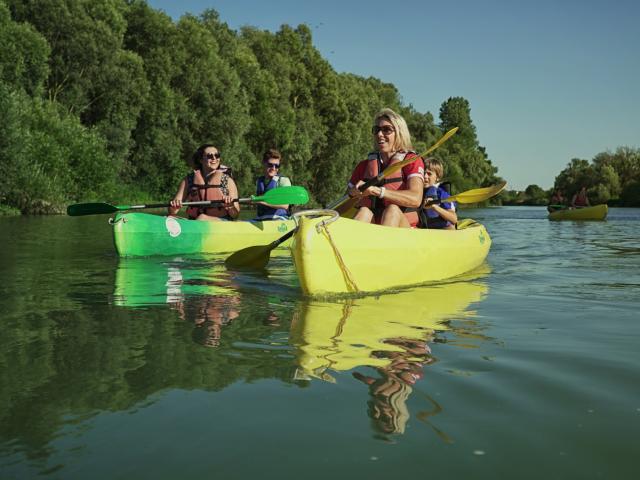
[438,97,497,192]
[0,1,50,96]
[8,0,149,161]
[0,82,116,213]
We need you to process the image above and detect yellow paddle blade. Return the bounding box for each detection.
[225,228,297,270]
[448,181,507,204]
[225,244,272,270]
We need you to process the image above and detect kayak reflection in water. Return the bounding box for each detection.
[352,337,434,436]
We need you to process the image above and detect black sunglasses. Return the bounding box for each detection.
[204,152,221,160]
[372,125,395,135]
[265,162,280,169]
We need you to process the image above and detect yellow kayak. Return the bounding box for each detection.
[291,213,491,295]
[548,204,608,221]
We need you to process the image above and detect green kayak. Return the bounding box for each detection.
[111,212,296,257]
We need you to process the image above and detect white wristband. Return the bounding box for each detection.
[379,187,386,199]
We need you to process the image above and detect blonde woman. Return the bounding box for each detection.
[346,108,424,227]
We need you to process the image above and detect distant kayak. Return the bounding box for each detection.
[548,204,608,221]
[111,212,295,257]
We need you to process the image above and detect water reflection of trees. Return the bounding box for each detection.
[1,256,491,468]
[0,257,295,466]
[290,275,490,441]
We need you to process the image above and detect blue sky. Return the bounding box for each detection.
[148,0,639,190]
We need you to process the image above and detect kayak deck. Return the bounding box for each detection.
[291,214,491,296]
[112,212,296,257]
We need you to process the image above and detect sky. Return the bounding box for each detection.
[147,0,639,190]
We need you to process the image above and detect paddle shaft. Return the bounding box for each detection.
[67,185,310,216]
[268,226,297,249]
[140,198,249,209]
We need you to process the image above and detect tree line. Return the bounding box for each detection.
[501,146,640,207]
[0,0,503,215]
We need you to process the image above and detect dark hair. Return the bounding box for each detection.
[262,148,282,163]
[191,144,218,169]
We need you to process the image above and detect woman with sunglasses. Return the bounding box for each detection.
[346,108,424,227]
[169,144,240,220]
[254,148,292,220]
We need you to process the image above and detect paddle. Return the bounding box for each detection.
[66,186,310,216]
[225,226,297,270]
[329,126,459,215]
[429,181,507,206]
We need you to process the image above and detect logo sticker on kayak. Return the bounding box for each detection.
[278,223,288,233]
[478,231,485,244]
[165,217,182,237]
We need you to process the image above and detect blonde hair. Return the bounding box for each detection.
[425,157,444,180]
[373,108,413,152]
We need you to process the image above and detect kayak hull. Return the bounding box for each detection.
[291,216,491,295]
[112,212,295,257]
[548,204,608,221]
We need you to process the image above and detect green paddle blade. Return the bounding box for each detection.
[67,202,120,216]
[255,186,309,205]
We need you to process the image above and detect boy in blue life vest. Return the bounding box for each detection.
[255,148,292,220]
[419,158,457,229]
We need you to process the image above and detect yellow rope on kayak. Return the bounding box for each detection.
[293,209,360,293]
[318,222,360,293]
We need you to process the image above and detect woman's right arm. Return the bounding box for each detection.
[169,179,187,215]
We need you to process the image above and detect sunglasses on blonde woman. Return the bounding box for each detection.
[371,125,395,135]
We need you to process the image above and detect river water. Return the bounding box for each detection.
[1,207,638,479]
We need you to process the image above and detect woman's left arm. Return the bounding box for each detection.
[226,178,240,219]
[370,176,423,208]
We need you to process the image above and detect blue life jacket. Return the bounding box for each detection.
[256,175,291,218]
[420,185,455,229]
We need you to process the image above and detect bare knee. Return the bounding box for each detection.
[381,204,408,227]
[354,207,374,223]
